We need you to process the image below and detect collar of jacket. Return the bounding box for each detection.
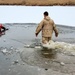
[44,16,50,21]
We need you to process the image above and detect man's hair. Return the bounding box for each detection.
[44,11,49,16]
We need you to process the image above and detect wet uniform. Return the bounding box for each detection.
[36,16,58,44]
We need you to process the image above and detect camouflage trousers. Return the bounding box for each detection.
[42,37,52,44]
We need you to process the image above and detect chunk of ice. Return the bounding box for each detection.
[1,49,8,54]
[60,62,65,66]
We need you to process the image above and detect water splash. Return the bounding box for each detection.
[42,40,75,51]
[20,41,75,73]
[24,40,75,53]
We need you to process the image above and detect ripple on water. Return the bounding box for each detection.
[20,46,75,73]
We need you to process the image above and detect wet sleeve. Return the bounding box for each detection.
[53,21,58,34]
[2,26,6,31]
[35,20,44,34]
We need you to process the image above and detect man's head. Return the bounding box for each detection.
[44,11,49,17]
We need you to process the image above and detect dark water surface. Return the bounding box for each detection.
[0,24,75,75]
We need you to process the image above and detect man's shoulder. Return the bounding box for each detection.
[50,18,54,22]
[40,19,45,23]
[50,19,54,24]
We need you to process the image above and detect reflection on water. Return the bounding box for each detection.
[20,46,75,73]
[0,28,9,37]
[40,48,57,59]
[0,31,5,37]
[20,47,57,68]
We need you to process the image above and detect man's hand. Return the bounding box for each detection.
[55,32,58,37]
[35,33,38,37]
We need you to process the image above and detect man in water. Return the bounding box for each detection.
[0,24,6,32]
[35,11,58,44]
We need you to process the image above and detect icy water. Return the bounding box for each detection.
[0,23,75,75]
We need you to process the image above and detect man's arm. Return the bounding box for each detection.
[35,20,44,37]
[53,21,58,37]
[2,26,6,31]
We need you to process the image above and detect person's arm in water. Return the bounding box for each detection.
[0,25,5,32]
[53,21,58,37]
[0,24,8,32]
[1,26,6,31]
[35,20,44,37]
